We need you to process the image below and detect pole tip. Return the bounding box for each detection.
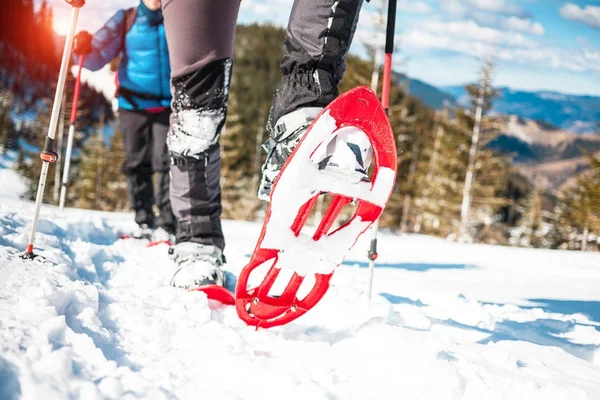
[20,245,36,260]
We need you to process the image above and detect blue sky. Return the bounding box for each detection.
[43,0,600,95]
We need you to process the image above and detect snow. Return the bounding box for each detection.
[264,111,395,275]
[506,115,534,144]
[1,190,600,397]
[566,120,598,135]
[167,59,231,157]
[0,151,27,199]
[167,109,224,157]
[74,64,117,104]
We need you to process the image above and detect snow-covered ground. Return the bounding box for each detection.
[1,165,600,399]
[0,151,27,200]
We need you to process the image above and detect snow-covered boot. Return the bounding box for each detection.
[258,107,323,201]
[168,242,225,289]
[134,207,156,229]
[128,223,154,240]
[151,227,175,244]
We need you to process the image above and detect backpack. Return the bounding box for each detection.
[112,7,138,96]
[124,7,138,36]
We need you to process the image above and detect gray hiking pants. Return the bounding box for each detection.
[120,108,174,232]
[161,0,363,250]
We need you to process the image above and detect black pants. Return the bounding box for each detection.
[119,108,175,232]
[161,0,363,250]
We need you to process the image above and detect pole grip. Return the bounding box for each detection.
[381,0,397,112]
[70,55,84,123]
[385,0,397,54]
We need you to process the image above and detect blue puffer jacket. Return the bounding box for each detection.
[75,1,171,111]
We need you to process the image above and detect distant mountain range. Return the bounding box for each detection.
[442,86,599,134]
[391,73,600,191]
[389,73,599,135]
[392,73,455,109]
[487,115,600,191]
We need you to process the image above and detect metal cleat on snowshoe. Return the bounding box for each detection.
[310,125,373,184]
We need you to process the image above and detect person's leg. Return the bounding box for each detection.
[119,109,155,228]
[259,0,365,200]
[161,0,240,253]
[151,109,176,235]
[161,0,240,287]
[270,0,364,124]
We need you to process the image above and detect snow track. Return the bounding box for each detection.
[1,195,600,399]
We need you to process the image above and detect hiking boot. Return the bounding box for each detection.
[258,107,323,201]
[168,242,225,289]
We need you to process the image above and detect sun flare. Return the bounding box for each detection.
[52,16,72,36]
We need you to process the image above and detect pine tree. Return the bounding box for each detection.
[102,126,129,211]
[219,24,287,219]
[0,92,17,152]
[458,55,500,241]
[407,118,468,237]
[414,122,445,233]
[35,0,57,68]
[556,153,600,251]
[521,189,543,247]
[73,133,105,210]
[220,93,259,220]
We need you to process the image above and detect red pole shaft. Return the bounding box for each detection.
[367,0,397,297]
[70,55,84,123]
[381,53,392,111]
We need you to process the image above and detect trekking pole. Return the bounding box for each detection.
[22,0,85,259]
[53,93,66,203]
[59,54,85,211]
[367,0,397,301]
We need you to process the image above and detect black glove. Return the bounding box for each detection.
[73,31,93,56]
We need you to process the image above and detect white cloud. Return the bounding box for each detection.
[239,1,272,17]
[418,20,538,48]
[503,17,545,36]
[238,0,293,27]
[560,3,600,29]
[468,0,522,15]
[435,0,526,18]
[401,19,600,73]
[398,0,434,14]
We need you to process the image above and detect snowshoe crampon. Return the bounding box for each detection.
[146,240,173,248]
[189,284,235,306]
[235,86,397,329]
[188,271,237,307]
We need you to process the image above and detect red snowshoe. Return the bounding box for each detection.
[235,86,397,328]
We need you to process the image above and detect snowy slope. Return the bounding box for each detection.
[1,187,600,398]
[0,151,27,200]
